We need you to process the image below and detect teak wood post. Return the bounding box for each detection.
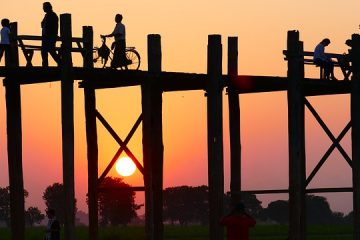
[207,35,224,240]
[227,37,241,204]
[83,26,99,240]
[142,34,164,240]
[5,22,25,240]
[60,14,76,240]
[287,31,306,240]
[351,33,360,240]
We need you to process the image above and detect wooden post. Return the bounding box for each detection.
[83,26,99,240]
[287,30,306,240]
[207,34,224,240]
[5,22,25,240]
[351,33,360,240]
[227,37,241,204]
[60,14,75,240]
[142,34,164,240]
[7,22,19,67]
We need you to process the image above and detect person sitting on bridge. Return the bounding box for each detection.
[314,38,337,81]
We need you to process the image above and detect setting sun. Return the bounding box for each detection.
[115,156,137,177]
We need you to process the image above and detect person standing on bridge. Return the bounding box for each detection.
[220,202,256,240]
[0,18,11,64]
[314,38,337,81]
[101,14,130,69]
[41,2,61,67]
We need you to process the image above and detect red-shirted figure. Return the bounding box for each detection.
[220,202,256,240]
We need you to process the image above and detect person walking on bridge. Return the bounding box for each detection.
[101,14,129,69]
[41,2,61,67]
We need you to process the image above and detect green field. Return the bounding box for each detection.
[0,225,353,240]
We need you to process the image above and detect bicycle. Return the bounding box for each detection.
[93,36,141,70]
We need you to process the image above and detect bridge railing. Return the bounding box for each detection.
[16,35,85,67]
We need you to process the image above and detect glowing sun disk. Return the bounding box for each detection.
[115,157,136,177]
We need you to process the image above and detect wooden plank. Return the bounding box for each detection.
[227,37,241,204]
[5,22,25,240]
[207,35,224,240]
[60,14,76,240]
[287,30,306,240]
[351,33,360,240]
[142,34,164,240]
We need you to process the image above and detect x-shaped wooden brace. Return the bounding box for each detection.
[96,110,144,184]
[304,98,352,187]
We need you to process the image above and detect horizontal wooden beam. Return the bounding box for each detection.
[0,67,351,95]
[236,187,353,195]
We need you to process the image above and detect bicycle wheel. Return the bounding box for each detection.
[126,49,141,70]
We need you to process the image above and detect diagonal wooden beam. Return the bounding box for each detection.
[95,110,144,175]
[304,98,352,167]
[306,121,352,186]
[98,113,143,183]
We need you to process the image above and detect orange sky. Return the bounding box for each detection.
[0,0,359,215]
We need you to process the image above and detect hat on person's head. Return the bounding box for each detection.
[234,202,245,212]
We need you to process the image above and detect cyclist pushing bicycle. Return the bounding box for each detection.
[101,14,131,69]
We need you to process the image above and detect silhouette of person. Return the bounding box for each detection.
[313,38,337,80]
[0,18,11,64]
[45,208,60,240]
[41,2,61,67]
[220,202,256,240]
[101,14,128,69]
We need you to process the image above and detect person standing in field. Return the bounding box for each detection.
[101,14,129,69]
[44,208,60,240]
[220,202,256,240]
[0,18,11,64]
[41,2,61,67]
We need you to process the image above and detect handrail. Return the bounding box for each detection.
[16,35,83,43]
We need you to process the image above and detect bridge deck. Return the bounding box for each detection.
[0,66,350,96]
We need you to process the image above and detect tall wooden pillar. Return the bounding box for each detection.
[142,34,164,240]
[60,14,76,240]
[207,35,224,240]
[82,26,99,240]
[227,37,241,204]
[351,33,360,240]
[5,22,24,240]
[287,31,306,240]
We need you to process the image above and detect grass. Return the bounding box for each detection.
[0,224,354,240]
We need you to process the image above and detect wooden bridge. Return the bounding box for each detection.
[1,13,360,240]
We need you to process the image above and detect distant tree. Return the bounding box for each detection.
[343,211,353,224]
[0,186,29,226]
[224,192,263,218]
[43,183,77,224]
[163,185,209,225]
[306,194,339,224]
[260,195,346,224]
[25,206,45,226]
[261,200,289,224]
[98,177,141,226]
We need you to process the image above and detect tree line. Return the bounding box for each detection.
[0,181,354,226]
